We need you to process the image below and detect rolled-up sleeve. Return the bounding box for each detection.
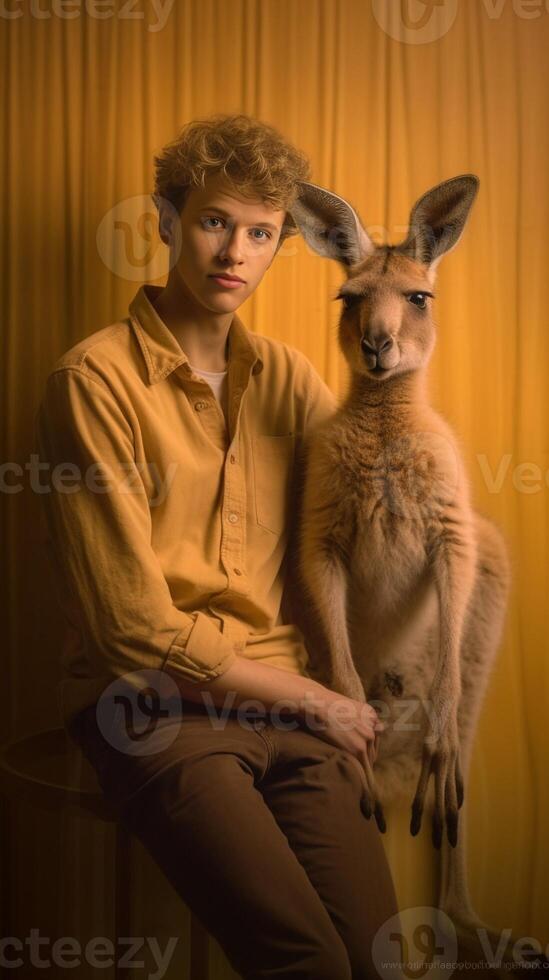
[35,367,237,686]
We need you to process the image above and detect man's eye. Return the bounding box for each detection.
[408,292,427,309]
[339,293,362,311]
[201,219,270,241]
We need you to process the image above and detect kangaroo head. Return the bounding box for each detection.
[290,175,479,382]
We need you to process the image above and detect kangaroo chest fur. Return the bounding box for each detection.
[311,408,463,693]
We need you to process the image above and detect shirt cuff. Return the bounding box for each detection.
[164,611,238,682]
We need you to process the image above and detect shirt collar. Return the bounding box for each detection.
[128,283,264,386]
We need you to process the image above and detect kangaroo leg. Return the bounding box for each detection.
[439,515,509,922]
[437,515,544,974]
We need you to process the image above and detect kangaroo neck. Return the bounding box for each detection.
[342,368,430,431]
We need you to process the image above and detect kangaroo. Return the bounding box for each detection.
[287,175,538,972]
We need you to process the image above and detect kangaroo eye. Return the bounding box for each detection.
[339,292,362,312]
[408,292,427,309]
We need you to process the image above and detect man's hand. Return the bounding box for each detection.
[300,692,386,830]
[167,655,385,825]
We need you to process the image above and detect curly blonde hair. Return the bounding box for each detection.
[152,112,311,244]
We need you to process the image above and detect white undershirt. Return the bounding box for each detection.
[189,364,229,424]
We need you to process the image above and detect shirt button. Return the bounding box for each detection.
[228,512,239,523]
[194,401,208,411]
[229,454,236,464]
[233,567,242,575]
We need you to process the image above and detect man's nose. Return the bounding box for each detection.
[218,226,246,261]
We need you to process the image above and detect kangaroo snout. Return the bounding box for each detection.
[360,333,397,372]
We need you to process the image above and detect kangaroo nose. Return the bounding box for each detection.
[361,335,393,354]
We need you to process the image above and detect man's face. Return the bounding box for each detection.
[159,171,286,313]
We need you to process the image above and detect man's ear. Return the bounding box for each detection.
[153,194,179,248]
[274,212,300,256]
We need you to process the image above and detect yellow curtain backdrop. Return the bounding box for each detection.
[2,0,548,974]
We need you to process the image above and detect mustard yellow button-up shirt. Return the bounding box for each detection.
[35,284,336,731]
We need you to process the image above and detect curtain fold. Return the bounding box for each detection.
[3,0,547,970]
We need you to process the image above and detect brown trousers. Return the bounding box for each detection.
[69,694,401,980]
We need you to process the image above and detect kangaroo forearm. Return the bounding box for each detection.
[301,552,354,668]
[432,536,477,691]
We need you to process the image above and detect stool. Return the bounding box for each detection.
[0,727,210,980]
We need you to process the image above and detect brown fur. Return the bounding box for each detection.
[287,177,539,974]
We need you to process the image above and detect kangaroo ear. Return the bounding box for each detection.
[399,174,479,279]
[289,180,375,268]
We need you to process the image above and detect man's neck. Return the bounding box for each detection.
[151,278,232,372]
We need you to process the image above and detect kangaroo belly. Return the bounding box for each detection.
[347,566,440,751]
[347,496,430,613]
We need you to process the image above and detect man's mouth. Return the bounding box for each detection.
[209,273,245,283]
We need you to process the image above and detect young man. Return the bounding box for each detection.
[36,113,400,980]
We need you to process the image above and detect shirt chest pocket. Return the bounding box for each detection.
[251,434,296,536]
